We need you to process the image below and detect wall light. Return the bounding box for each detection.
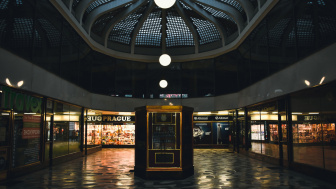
[154,0,176,9]
[17,80,24,87]
[159,54,171,66]
[320,76,325,85]
[304,80,310,86]
[309,112,319,115]
[292,112,302,115]
[6,78,12,86]
[159,80,168,88]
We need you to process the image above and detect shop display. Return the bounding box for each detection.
[251,124,265,140]
[293,123,335,144]
[101,124,135,145]
[269,124,278,142]
[87,124,101,145]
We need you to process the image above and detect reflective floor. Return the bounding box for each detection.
[1,148,334,189]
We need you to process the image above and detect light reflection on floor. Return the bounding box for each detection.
[1,148,334,189]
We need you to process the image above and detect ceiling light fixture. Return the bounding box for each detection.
[159,80,168,88]
[159,54,171,66]
[154,0,176,9]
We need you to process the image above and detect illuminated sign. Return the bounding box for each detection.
[87,115,135,122]
[193,116,233,121]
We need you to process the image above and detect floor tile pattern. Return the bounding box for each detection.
[0,149,334,189]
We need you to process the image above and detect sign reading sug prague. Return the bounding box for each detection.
[87,115,135,122]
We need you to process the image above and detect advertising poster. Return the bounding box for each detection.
[193,123,212,144]
[13,115,41,168]
[212,122,230,144]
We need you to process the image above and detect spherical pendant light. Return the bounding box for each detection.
[154,0,176,9]
[159,80,168,88]
[159,54,171,66]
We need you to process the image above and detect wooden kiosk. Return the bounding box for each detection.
[134,106,194,179]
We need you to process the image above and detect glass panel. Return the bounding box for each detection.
[44,100,53,161]
[293,123,324,168]
[324,123,336,171]
[248,102,279,158]
[151,113,177,150]
[87,123,102,146]
[0,111,10,146]
[0,110,10,175]
[69,106,81,153]
[13,95,42,167]
[53,103,69,158]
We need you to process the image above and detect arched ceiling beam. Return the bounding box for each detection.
[62,0,72,12]
[102,0,148,47]
[194,0,245,34]
[74,0,93,24]
[51,0,279,62]
[83,0,135,35]
[235,0,255,22]
[181,0,227,46]
[131,0,156,54]
[175,1,200,54]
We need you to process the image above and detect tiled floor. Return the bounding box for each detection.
[1,148,334,189]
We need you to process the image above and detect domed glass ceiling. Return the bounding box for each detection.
[51,0,277,62]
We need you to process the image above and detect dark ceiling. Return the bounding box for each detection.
[0,0,336,98]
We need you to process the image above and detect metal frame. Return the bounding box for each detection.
[50,0,280,62]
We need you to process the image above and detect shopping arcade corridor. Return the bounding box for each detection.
[0,148,334,189]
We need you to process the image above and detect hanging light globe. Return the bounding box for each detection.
[159,54,171,66]
[159,80,168,88]
[154,0,176,9]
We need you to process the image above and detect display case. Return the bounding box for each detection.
[101,124,135,145]
[87,123,101,146]
[134,106,194,179]
[251,123,265,141]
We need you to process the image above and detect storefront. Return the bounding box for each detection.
[0,84,84,180]
[86,114,135,147]
[193,114,233,147]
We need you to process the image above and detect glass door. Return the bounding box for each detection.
[0,110,11,180]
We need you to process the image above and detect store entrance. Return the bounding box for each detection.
[0,110,11,181]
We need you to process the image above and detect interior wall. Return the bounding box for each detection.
[1,43,336,112]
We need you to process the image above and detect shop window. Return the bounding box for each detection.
[248,102,280,158]
[291,82,336,171]
[102,124,135,145]
[12,93,43,168]
[53,102,82,158]
[87,123,102,146]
